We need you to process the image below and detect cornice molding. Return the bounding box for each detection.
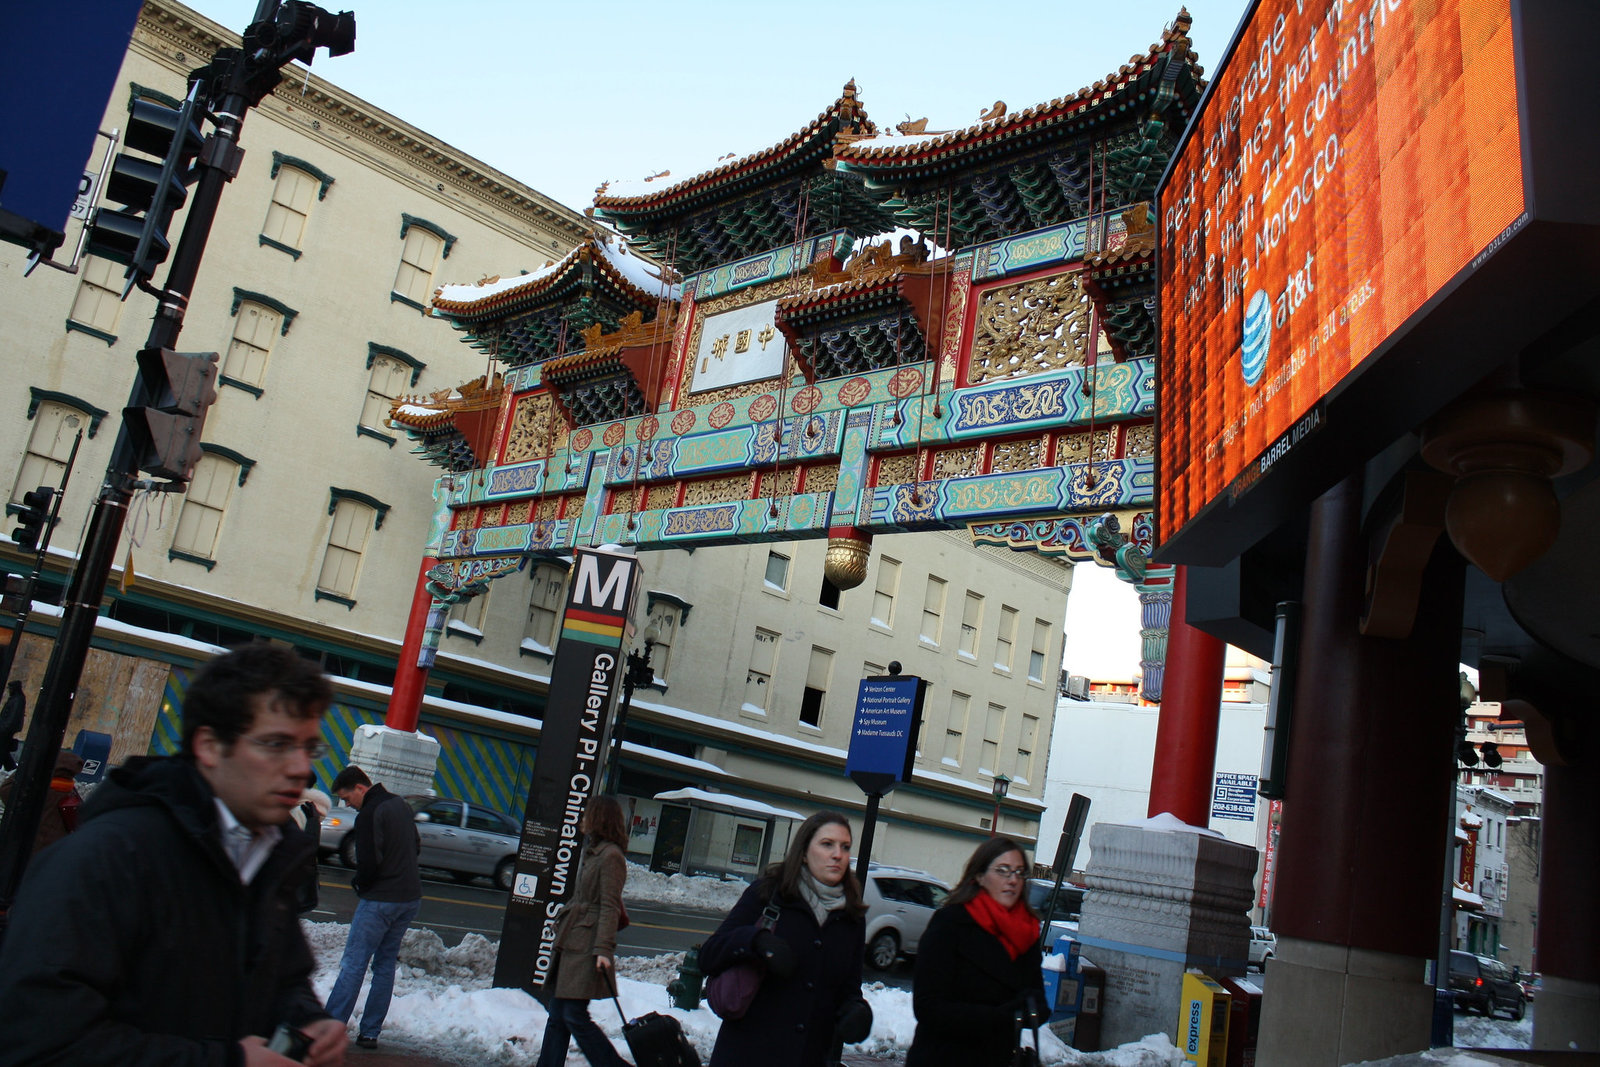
[134,0,588,243]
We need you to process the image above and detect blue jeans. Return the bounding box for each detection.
[324,897,420,1040]
[535,997,629,1067]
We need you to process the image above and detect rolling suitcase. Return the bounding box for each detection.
[608,973,702,1067]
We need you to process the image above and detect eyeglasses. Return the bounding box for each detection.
[988,865,1026,881]
[243,735,328,761]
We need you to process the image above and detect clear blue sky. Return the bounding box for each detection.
[180,0,1252,677]
[183,1,1252,213]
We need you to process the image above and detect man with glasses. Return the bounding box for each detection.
[0,643,347,1066]
[323,764,421,1050]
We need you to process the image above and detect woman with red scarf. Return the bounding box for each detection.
[906,836,1048,1066]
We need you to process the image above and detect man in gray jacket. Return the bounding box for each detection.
[324,765,420,1050]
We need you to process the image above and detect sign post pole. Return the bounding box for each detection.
[493,546,640,993]
[845,664,925,881]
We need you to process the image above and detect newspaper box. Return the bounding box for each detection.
[1221,975,1263,1067]
[1179,970,1231,1067]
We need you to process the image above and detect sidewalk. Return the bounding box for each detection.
[348,1045,903,1066]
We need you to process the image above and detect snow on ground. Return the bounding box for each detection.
[304,861,1532,1065]
[303,862,1186,1064]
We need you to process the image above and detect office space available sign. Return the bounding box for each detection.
[1158,0,1524,544]
[846,675,925,794]
[494,547,639,993]
[1211,771,1259,822]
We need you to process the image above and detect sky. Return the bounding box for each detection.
[177,0,1251,681]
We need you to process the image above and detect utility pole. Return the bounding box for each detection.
[0,1,355,935]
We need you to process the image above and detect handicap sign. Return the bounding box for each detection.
[513,872,538,901]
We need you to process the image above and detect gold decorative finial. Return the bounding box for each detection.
[979,100,1006,122]
[896,117,929,135]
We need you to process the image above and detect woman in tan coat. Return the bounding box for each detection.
[536,794,632,1067]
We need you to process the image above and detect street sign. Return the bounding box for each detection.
[494,547,640,994]
[845,674,924,795]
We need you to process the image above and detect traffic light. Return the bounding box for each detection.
[83,85,205,284]
[123,348,219,482]
[9,487,55,552]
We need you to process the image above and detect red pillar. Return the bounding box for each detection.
[1147,564,1227,824]
[384,556,436,732]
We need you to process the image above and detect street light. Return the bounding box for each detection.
[990,773,1011,837]
[605,621,660,794]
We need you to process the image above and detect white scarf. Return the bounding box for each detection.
[798,869,847,926]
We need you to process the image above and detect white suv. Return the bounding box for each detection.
[861,864,950,971]
[1249,926,1276,969]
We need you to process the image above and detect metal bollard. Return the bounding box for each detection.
[666,943,704,1010]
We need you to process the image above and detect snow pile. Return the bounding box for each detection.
[301,919,1185,1065]
[621,861,750,910]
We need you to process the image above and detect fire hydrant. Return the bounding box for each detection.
[667,944,704,1010]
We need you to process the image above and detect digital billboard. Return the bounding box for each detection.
[1157,0,1524,546]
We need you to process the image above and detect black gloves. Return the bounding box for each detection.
[836,998,873,1043]
[753,928,795,978]
[1013,990,1049,1029]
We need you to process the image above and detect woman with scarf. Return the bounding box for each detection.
[906,836,1048,1066]
[536,795,631,1067]
[700,811,873,1067]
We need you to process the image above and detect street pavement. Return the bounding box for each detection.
[348,1047,902,1066]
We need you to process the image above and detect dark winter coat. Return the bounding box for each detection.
[550,838,626,1000]
[350,781,421,902]
[0,756,330,1067]
[905,903,1047,1067]
[700,877,867,1067]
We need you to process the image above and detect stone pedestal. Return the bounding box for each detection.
[1073,816,1258,1050]
[346,724,439,797]
[1533,974,1600,1054]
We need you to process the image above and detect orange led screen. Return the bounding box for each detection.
[1157,0,1524,543]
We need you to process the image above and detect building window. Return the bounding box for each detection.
[360,352,414,437]
[764,550,790,592]
[871,557,900,628]
[920,575,946,646]
[169,452,239,565]
[261,163,321,255]
[819,574,842,610]
[66,256,124,341]
[393,216,454,309]
[224,300,285,392]
[316,497,378,604]
[1029,618,1051,682]
[959,592,983,658]
[980,702,1006,774]
[642,599,679,685]
[12,402,87,504]
[863,661,885,679]
[522,561,568,655]
[944,691,970,766]
[995,606,1018,671]
[799,647,833,728]
[1016,713,1039,784]
[446,590,489,641]
[745,627,780,713]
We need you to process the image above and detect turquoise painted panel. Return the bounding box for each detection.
[689,232,853,302]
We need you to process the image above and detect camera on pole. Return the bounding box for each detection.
[123,348,219,483]
[82,83,205,289]
[9,488,55,552]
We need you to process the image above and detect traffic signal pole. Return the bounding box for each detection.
[0,0,355,933]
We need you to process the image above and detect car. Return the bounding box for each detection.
[1026,878,1086,949]
[1249,926,1277,970]
[322,795,523,891]
[861,864,950,970]
[1448,950,1526,1020]
[1517,971,1540,1001]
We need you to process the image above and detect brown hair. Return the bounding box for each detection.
[944,836,1039,917]
[761,810,865,918]
[583,795,628,850]
[181,643,332,757]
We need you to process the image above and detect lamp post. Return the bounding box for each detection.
[990,774,1011,837]
[605,639,655,795]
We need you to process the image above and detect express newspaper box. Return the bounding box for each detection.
[1179,971,1231,1067]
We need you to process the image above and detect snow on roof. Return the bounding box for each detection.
[1453,885,1485,908]
[432,236,678,308]
[654,787,804,821]
[1461,811,1483,828]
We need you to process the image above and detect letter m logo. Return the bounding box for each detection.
[572,552,634,613]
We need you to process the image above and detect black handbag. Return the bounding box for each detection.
[1010,1008,1041,1067]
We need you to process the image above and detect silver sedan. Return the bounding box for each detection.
[321,795,523,891]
